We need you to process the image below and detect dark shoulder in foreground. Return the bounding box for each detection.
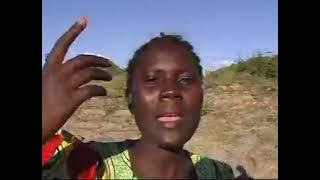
[193,154,235,180]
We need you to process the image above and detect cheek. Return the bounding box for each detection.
[133,87,159,114]
[183,84,204,109]
[132,88,160,134]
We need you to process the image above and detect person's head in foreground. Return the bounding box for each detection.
[125,33,204,152]
[42,18,241,180]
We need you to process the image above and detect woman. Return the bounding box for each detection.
[42,17,235,179]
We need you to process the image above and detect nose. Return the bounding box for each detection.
[159,81,182,101]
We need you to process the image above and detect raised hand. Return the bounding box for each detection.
[42,17,112,143]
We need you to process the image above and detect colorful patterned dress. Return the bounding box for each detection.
[42,130,234,179]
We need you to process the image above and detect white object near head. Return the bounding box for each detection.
[82,52,111,60]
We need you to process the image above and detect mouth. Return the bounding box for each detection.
[156,112,183,128]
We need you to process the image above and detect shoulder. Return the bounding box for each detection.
[59,130,130,160]
[89,139,130,159]
[190,152,234,179]
[42,130,131,179]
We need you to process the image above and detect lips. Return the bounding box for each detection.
[156,112,183,128]
[158,116,182,122]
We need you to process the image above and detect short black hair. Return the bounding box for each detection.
[125,33,203,110]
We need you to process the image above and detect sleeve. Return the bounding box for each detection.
[194,156,235,180]
[42,130,78,179]
[42,133,64,167]
[42,130,100,179]
[215,161,235,180]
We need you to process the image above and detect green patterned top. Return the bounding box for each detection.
[42,131,234,179]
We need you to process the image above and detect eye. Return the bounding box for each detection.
[145,76,157,84]
[178,76,193,85]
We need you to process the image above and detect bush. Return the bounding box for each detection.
[204,54,278,87]
[235,54,277,79]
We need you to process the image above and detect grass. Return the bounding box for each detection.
[104,73,127,98]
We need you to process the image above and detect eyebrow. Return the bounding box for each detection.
[142,69,196,79]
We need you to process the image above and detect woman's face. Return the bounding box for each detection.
[131,40,204,150]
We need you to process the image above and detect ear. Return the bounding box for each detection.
[201,82,205,103]
[128,93,133,105]
[128,93,134,114]
[201,80,205,93]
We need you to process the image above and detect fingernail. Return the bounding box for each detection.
[77,17,87,27]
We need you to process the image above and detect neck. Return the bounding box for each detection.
[128,138,197,179]
[135,137,185,155]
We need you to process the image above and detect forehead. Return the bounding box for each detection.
[136,40,195,71]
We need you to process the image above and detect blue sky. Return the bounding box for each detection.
[42,0,278,70]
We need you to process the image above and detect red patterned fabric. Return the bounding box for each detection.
[67,143,100,179]
[42,134,63,166]
[42,134,100,179]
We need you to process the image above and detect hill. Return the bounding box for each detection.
[204,54,277,87]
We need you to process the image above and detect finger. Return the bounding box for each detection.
[73,85,107,106]
[69,67,112,88]
[47,17,88,65]
[62,54,112,75]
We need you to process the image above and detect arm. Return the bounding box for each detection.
[42,17,112,178]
